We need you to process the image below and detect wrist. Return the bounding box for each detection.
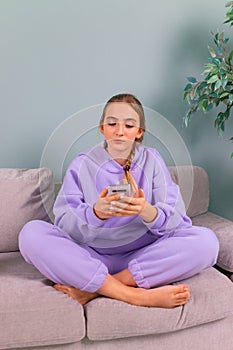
[93,206,107,220]
[139,202,158,223]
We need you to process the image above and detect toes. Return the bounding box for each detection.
[176,284,189,292]
[54,284,62,291]
[175,292,190,303]
[54,284,71,294]
[174,285,190,297]
[175,300,186,306]
[54,283,62,290]
[175,294,190,306]
[172,284,190,306]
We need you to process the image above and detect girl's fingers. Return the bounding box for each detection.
[111,203,142,215]
[111,198,144,211]
[99,188,108,198]
[137,188,145,198]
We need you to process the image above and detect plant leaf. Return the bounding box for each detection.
[210,92,218,98]
[184,83,192,91]
[187,76,197,83]
[222,78,228,89]
[207,75,219,84]
[208,57,220,66]
[208,46,216,57]
[229,50,233,61]
[220,92,229,98]
[225,1,233,8]
[215,79,222,90]
[219,68,226,75]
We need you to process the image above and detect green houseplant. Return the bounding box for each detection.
[183,1,233,157]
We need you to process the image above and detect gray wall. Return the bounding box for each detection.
[0,0,232,220]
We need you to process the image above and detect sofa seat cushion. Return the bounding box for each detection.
[0,252,85,350]
[85,267,233,341]
[192,212,233,272]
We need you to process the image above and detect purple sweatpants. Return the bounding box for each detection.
[19,220,219,292]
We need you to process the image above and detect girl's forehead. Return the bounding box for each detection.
[104,102,140,122]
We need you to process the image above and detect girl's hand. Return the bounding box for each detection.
[108,189,158,222]
[93,188,120,219]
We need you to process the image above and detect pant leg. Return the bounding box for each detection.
[19,220,108,293]
[128,226,219,288]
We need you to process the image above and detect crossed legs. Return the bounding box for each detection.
[19,220,218,308]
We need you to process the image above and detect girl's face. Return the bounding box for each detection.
[100,102,144,158]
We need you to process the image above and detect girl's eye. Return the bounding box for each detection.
[125,124,134,128]
[107,122,135,128]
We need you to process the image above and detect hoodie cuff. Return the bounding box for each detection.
[85,205,107,227]
[143,207,166,230]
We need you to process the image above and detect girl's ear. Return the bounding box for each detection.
[136,128,144,140]
[99,124,104,134]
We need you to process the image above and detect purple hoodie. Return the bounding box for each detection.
[53,143,192,248]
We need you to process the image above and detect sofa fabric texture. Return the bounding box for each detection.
[168,166,233,274]
[0,165,233,350]
[0,168,54,252]
[193,212,233,272]
[168,165,209,218]
[1,253,233,349]
[85,267,233,341]
[0,252,85,350]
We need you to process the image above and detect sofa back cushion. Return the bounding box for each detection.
[0,168,54,252]
[0,165,209,253]
[168,165,209,218]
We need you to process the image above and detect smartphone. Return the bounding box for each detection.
[107,183,131,197]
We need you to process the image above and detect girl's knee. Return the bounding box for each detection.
[192,226,219,265]
[19,220,52,257]
[204,227,219,261]
[200,227,218,249]
[19,219,48,240]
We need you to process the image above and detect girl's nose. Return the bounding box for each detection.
[116,122,124,135]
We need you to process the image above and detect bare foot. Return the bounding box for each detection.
[132,284,190,308]
[54,282,190,308]
[54,284,99,305]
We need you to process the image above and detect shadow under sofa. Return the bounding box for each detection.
[0,165,233,350]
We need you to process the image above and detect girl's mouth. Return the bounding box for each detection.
[113,139,126,143]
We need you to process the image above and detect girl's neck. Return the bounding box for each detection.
[106,148,129,166]
[104,142,135,166]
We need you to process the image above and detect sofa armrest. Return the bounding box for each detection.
[0,168,55,252]
[192,212,233,273]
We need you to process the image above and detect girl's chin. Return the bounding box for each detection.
[106,143,133,157]
[108,143,132,153]
[107,140,134,147]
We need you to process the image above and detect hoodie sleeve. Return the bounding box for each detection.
[141,149,192,235]
[53,157,108,244]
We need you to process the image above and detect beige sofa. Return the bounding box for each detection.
[1,166,233,350]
